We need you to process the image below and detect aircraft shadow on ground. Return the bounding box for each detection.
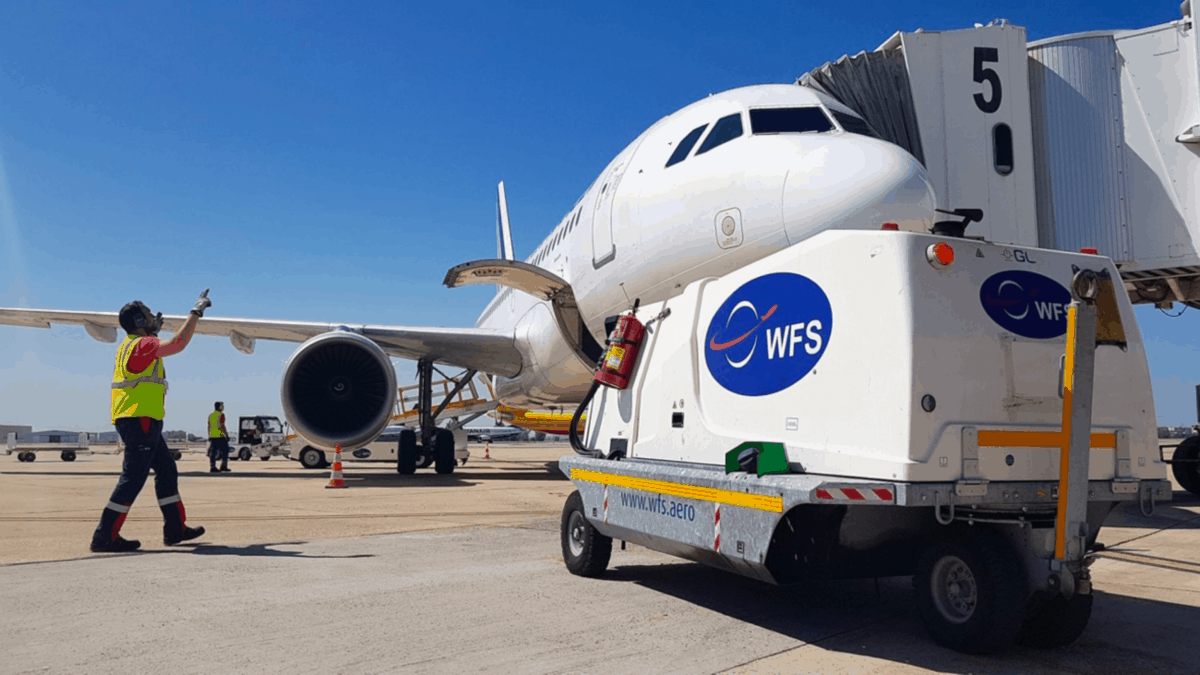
[600,559,1198,673]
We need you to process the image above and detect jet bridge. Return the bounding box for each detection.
[800,2,1200,308]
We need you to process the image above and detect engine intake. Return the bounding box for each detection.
[281,330,397,451]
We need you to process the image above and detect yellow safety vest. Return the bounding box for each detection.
[208,411,224,439]
[110,336,167,422]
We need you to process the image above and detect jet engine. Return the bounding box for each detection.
[280,330,397,451]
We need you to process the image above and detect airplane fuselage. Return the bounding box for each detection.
[476,84,937,408]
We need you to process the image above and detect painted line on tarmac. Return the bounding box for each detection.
[1095,549,1200,575]
[0,509,558,523]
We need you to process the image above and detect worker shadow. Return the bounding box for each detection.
[162,541,375,560]
[602,558,1200,672]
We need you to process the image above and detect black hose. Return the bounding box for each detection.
[569,380,603,458]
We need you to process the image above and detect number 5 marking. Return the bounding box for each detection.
[973,47,1002,113]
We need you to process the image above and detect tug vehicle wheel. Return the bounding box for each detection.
[1019,591,1093,648]
[61,450,76,462]
[299,447,325,470]
[397,429,417,475]
[260,455,270,461]
[1170,437,1200,497]
[18,452,33,462]
[561,491,612,578]
[238,447,253,462]
[171,451,182,460]
[434,429,455,475]
[914,528,1025,654]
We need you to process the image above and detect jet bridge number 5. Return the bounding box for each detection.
[973,46,1002,114]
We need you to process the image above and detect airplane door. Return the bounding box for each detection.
[591,160,627,268]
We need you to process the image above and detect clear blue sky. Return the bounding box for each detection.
[1,0,1196,435]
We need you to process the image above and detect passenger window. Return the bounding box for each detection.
[831,111,879,139]
[750,108,834,134]
[696,114,743,155]
[665,124,708,168]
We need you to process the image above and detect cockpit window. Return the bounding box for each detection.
[831,111,880,139]
[666,124,708,168]
[696,114,743,155]
[750,107,834,135]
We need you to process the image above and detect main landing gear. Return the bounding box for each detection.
[395,360,471,476]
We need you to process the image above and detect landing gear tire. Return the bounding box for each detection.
[561,491,612,578]
[1170,437,1200,497]
[299,447,325,470]
[61,450,76,462]
[397,429,417,475]
[914,528,1026,654]
[434,428,455,475]
[1019,591,1094,648]
[238,447,253,462]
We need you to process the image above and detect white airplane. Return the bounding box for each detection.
[0,84,935,474]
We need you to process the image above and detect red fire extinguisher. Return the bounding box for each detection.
[594,311,645,390]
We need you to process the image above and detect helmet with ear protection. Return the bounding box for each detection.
[118,301,164,335]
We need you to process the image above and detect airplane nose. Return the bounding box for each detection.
[782,140,936,245]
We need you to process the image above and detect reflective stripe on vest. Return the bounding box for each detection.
[208,411,222,438]
[111,335,167,422]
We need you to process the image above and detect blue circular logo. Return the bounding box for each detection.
[704,273,832,396]
[979,270,1072,339]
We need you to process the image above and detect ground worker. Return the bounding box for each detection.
[207,402,231,473]
[90,290,212,553]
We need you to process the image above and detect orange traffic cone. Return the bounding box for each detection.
[484,441,491,460]
[326,444,346,489]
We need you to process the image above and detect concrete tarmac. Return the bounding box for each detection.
[1,441,1198,674]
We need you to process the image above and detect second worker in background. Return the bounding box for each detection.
[208,401,231,473]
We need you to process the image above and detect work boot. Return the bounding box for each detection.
[164,525,206,546]
[90,537,141,553]
[210,465,219,473]
[219,463,231,472]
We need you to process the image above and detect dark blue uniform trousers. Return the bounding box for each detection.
[92,417,188,545]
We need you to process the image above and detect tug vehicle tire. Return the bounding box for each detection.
[239,447,253,462]
[61,450,76,462]
[561,491,612,578]
[1170,437,1200,497]
[914,528,1025,654]
[299,447,326,470]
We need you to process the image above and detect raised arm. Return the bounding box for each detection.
[157,290,211,358]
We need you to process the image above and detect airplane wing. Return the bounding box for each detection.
[0,308,523,378]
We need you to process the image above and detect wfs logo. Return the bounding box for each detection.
[704,273,832,396]
[980,270,1072,339]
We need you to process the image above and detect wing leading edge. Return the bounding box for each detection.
[0,308,522,378]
